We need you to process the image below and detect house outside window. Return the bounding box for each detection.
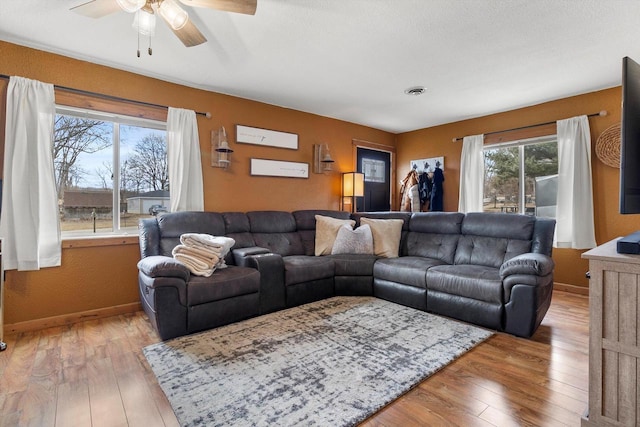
[483,135,558,217]
[54,106,168,237]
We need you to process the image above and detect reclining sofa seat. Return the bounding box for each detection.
[369,211,555,337]
[372,212,466,314]
[246,210,336,307]
[138,211,260,340]
[295,210,379,297]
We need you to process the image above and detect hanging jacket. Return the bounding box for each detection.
[430,167,444,211]
[400,169,419,212]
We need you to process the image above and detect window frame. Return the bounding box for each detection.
[55,105,168,239]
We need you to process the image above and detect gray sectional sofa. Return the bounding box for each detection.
[137,209,555,340]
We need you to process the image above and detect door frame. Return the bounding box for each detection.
[352,139,397,211]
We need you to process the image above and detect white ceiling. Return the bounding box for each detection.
[1,0,639,133]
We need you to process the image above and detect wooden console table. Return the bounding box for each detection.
[581,239,639,426]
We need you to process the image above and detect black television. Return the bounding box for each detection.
[620,56,640,214]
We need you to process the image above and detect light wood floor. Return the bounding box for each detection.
[0,290,589,427]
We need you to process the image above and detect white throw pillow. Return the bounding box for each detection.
[314,215,356,256]
[331,224,374,255]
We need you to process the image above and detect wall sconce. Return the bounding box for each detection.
[313,143,335,174]
[342,172,365,213]
[211,127,233,168]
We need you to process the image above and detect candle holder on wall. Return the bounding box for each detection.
[313,143,334,174]
[212,127,233,168]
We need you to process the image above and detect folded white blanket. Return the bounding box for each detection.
[173,245,220,265]
[173,234,235,276]
[172,250,216,277]
[181,234,235,253]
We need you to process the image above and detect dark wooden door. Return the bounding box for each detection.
[356,147,391,212]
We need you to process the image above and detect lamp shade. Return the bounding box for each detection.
[342,172,364,197]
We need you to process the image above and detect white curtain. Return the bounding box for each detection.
[167,107,204,212]
[0,76,60,270]
[458,134,485,213]
[555,115,596,249]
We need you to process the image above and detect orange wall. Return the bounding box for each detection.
[396,87,631,291]
[0,41,394,324]
[1,40,633,324]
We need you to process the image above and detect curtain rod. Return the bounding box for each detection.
[451,110,608,142]
[0,74,211,119]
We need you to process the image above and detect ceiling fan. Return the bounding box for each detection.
[71,0,257,51]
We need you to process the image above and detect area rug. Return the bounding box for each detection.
[143,296,493,427]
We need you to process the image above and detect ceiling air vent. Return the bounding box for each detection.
[404,86,427,96]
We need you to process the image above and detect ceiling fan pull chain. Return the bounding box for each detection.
[137,25,141,57]
[148,36,152,56]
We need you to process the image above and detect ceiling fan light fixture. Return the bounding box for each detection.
[159,0,189,30]
[116,0,146,13]
[133,9,156,36]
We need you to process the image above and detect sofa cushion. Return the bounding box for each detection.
[314,215,356,256]
[157,212,226,256]
[252,232,305,256]
[186,266,260,306]
[222,212,254,249]
[293,209,352,230]
[374,256,446,289]
[361,217,404,258]
[454,235,533,268]
[329,253,378,276]
[427,264,503,304]
[331,224,374,255]
[461,212,535,240]
[247,211,297,233]
[409,212,464,234]
[283,255,335,286]
[406,232,460,264]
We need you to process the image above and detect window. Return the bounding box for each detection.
[361,158,386,183]
[54,106,168,237]
[483,136,558,217]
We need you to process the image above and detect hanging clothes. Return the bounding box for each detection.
[400,169,420,212]
[418,172,432,210]
[430,165,445,211]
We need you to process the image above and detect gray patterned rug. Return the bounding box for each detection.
[143,296,493,427]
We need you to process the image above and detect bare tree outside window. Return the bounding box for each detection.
[53,110,168,236]
[53,115,111,198]
[125,134,169,192]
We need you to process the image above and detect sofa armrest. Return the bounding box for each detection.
[499,253,554,278]
[137,255,190,281]
[233,246,272,267]
[246,253,286,314]
[500,253,555,338]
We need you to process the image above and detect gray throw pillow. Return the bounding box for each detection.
[331,224,374,255]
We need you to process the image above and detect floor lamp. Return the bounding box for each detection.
[342,172,365,213]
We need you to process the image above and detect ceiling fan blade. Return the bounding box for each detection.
[178,0,257,15]
[71,0,121,18]
[168,18,208,47]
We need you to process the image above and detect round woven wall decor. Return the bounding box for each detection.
[595,122,621,168]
